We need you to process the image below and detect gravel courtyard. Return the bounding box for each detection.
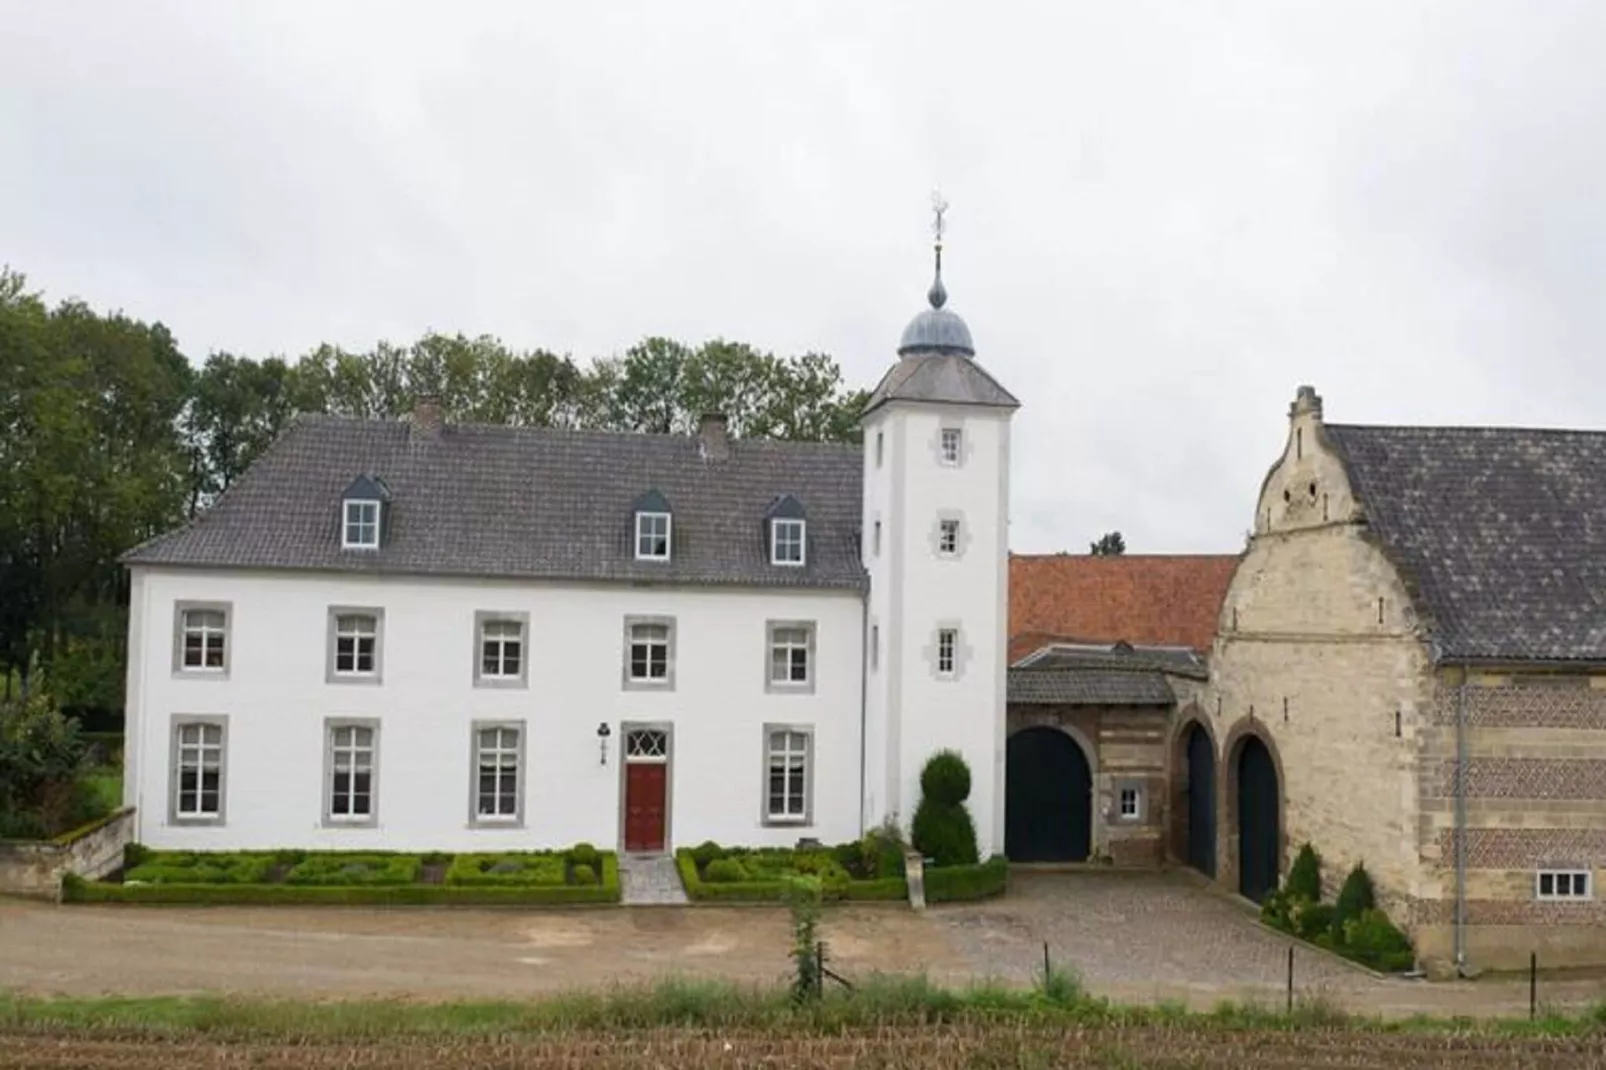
[2,869,1598,1018]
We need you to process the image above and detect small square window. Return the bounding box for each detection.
[940,427,963,465]
[475,615,527,687]
[939,518,960,555]
[1119,787,1141,820]
[180,608,228,671]
[772,518,806,566]
[629,621,672,683]
[343,500,380,549]
[937,628,957,676]
[767,622,815,691]
[334,613,378,676]
[636,512,671,560]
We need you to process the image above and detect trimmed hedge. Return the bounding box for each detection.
[125,851,278,886]
[285,853,422,886]
[445,853,568,887]
[924,855,1008,903]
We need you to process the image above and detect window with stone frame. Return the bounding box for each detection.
[1536,869,1593,901]
[333,613,378,676]
[940,427,963,465]
[938,518,960,555]
[937,628,958,676]
[628,621,672,683]
[768,623,813,688]
[172,719,225,821]
[180,608,228,671]
[480,618,523,680]
[327,722,377,823]
[765,726,811,824]
[474,724,522,823]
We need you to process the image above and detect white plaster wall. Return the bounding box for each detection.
[863,400,1011,857]
[126,567,864,852]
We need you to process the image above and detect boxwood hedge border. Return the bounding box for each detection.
[674,849,1007,904]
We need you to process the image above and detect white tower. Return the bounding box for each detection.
[861,205,1019,855]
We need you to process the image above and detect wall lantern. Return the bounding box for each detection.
[596,722,612,765]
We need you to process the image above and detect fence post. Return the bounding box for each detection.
[1286,945,1294,1015]
[1043,941,1051,983]
[1529,951,1537,1020]
[816,942,826,1001]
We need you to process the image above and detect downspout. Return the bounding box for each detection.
[858,589,869,836]
[1453,665,1468,975]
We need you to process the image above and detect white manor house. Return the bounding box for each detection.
[119,265,1019,856]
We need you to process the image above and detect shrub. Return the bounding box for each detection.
[445,853,566,887]
[572,863,598,886]
[1286,843,1322,903]
[1343,908,1414,972]
[1259,888,1295,932]
[911,751,980,868]
[703,858,746,883]
[285,853,421,886]
[689,840,725,869]
[0,692,93,837]
[1294,901,1336,942]
[124,852,277,885]
[919,749,972,806]
[925,855,1008,902]
[567,842,600,870]
[1333,862,1376,932]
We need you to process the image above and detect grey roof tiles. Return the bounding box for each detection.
[1326,424,1606,663]
[1007,667,1176,707]
[125,415,868,590]
[863,353,1020,414]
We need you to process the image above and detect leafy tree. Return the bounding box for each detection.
[1090,531,1126,556]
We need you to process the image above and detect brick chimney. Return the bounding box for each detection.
[697,412,730,461]
[411,395,443,438]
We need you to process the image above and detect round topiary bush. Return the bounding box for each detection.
[690,840,725,869]
[568,842,600,869]
[571,863,598,886]
[703,858,746,884]
[919,749,972,806]
[912,751,979,867]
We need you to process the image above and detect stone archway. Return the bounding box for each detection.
[1169,716,1214,873]
[1222,723,1285,903]
[1005,725,1094,862]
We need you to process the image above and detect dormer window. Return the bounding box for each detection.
[343,500,380,549]
[631,489,673,561]
[340,475,390,551]
[772,519,806,566]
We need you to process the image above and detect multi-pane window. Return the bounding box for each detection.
[766,728,810,823]
[772,518,806,566]
[769,625,811,686]
[481,619,523,679]
[626,728,669,760]
[343,499,380,549]
[173,721,224,820]
[629,622,671,682]
[939,519,960,555]
[940,427,963,465]
[328,723,375,822]
[1119,787,1140,820]
[635,512,671,560]
[181,609,227,671]
[1537,870,1593,900]
[937,628,958,676]
[334,614,377,675]
[475,725,521,822]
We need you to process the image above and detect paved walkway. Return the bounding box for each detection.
[618,854,689,905]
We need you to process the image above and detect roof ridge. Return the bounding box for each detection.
[296,412,863,453]
[1329,421,1606,438]
[1010,552,1240,561]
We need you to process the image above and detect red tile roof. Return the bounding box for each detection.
[1008,554,1240,663]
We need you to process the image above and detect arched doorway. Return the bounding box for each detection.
[1183,723,1216,877]
[1005,726,1092,862]
[1235,735,1279,902]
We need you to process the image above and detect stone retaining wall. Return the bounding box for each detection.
[0,808,135,900]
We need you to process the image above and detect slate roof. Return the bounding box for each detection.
[863,353,1020,414]
[1013,643,1209,680]
[1007,667,1175,707]
[1008,554,1239,661]
[1325,424,1606,662]
[124,415,868,590]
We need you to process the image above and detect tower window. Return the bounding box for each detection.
[940,427,963,465]
[938,518,960,555]
[937,628,957,676]
[876,431,884,468]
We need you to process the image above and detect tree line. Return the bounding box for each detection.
[0,267,869,719]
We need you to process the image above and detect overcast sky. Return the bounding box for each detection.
[4,2,1603,554]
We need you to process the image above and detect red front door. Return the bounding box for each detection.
[624,762,667,852]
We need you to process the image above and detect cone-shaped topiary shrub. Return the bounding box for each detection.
[1286,842,1322,903]
[911,750,979,867]
[1333,862,1376,934]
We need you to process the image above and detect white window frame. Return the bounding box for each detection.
[771,518,806,566]
[175,604,230,675]
[625,617,675,688]
[343,499,381,550]
[762,724,813,826]
[940,427,963,466]
[766,620,815,693]
[170,715,227,825]
[1536,869,1593,901]
[1119,786,1141,821]
[635,511,672,561]
[324,719,379,827]
[474,612,528,688]
[938,518,960,556]
[471,721,525,826]
[937,628,958,677]
[332,612,379,678]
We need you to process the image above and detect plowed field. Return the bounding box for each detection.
[2,1025,1603,1069]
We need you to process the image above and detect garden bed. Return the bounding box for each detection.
[63,844,619,905]
[674,840,1006,904]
